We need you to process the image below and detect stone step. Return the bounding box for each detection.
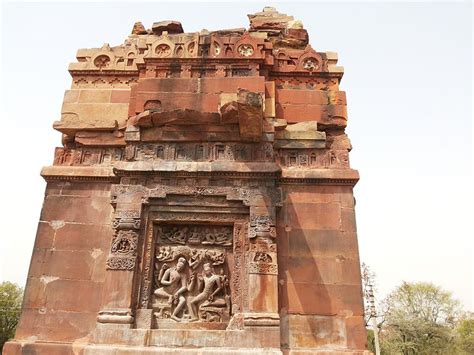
[83,345,282,355]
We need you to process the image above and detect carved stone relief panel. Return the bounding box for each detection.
[137,212,248,311]
[106,230,139,270]
[152,224,232,324]
[247,215,277,275]
[157,225,233,247]
[248,238,278,275]
[249,215,276,239]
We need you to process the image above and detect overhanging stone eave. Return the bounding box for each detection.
[112,161,281,178]
[41,165,119,182]
[268,71,343,79]
[278,168,360,186]
[68,69,139,76]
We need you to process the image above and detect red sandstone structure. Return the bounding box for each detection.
[5,7,369,355]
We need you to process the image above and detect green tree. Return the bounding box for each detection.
[380,281,461,355]
[456,315,474,354]
[0,282,23,351]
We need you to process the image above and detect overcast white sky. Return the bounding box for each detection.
[0,0,472,311]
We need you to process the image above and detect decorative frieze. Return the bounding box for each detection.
[53,147,123,166]
[276,148,349,168]
[53,142,275,167]
[157,224,233,247]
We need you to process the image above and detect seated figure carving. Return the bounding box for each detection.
[188,262,223,322]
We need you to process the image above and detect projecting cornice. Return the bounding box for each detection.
[41,164,359,186]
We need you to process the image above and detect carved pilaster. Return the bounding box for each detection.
[245,211,280,325]
[97,184,146,326]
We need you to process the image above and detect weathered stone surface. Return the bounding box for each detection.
[55,102,129,134]
[151,20,184,35]
[131,108,221,128]
[6,6,366,355]
[220,89,263,141]
[248,7,294,31]
[132,21,147,35]
[274,139,326,149]
[273,28,309,49]
[75,130,125,146]
[276,103,348,127]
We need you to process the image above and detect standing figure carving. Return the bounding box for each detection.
[153,257,195,321]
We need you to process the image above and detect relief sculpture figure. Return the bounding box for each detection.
[153,257,196,321]
[188,262,223,321]
[153,227,232,323]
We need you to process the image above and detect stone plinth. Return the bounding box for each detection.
[4,7,369,355]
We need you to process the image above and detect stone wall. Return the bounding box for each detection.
[16,182,113,342]
[278,185,366,351]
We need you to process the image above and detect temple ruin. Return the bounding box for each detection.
[5,7,369,354]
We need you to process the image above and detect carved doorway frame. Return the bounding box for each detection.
[98,180,281,330]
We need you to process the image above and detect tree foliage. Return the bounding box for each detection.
[0,282,23,351]
[456,315,474,354]
[360,263,472,355]
[379,281,462,354]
